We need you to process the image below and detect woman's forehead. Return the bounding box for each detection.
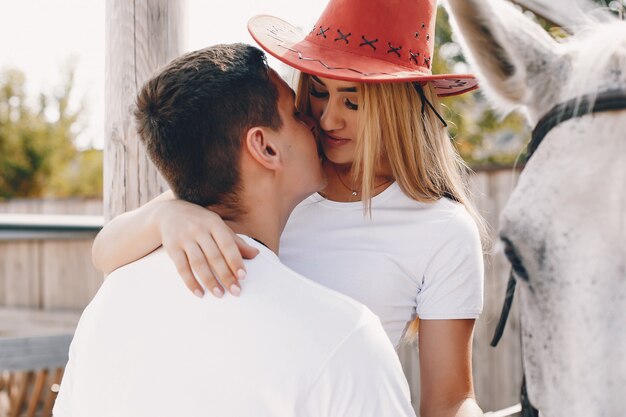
[313,75,359,91]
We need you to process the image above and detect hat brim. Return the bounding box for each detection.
[248,15,478,97]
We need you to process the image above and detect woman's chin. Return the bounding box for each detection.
[320,147,355,166]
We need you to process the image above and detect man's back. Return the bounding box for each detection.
[54,236,414,417]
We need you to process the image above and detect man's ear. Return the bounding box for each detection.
[244,127,282,170]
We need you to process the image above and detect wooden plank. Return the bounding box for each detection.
[104,0,184,221]
[0,242,42,308]
[0,308,80,372]
[0,336,73,372]
[8,371,31,417]
[0,199,102,216]
[26,369,48,417]
[41,240,102,310]
[42,368,64,417]
[473,169,524,412]
[469,170,500,411]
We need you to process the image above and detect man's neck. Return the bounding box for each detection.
[225,218,280,254]
[219,196,290,255]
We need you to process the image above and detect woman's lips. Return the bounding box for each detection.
[321,132,351,148]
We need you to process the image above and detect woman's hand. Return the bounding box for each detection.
[156,200,260,298]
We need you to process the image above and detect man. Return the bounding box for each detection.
[54,43,415,417]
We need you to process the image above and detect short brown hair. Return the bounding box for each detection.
[134,43,282,215]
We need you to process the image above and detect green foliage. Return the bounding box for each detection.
[0,67,102,199]
[434,7,531,168]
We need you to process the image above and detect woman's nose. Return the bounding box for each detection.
[319,101,343,132]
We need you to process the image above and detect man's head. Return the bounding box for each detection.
[134,43,323,218]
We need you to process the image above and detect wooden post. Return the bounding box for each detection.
[104,0,186,221]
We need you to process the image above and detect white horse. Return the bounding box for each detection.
[445,1,626,416]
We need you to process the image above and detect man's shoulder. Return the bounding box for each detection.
[243,239,381,335]
[108,247,174,278]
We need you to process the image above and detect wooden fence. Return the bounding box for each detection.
[0,199,103,310]
[0,167,523,414]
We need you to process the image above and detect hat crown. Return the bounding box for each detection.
[306,0,437,72]
[248,0,477,95]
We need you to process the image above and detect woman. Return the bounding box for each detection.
[93,0,488,415]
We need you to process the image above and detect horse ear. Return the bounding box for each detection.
[445,0,559,107]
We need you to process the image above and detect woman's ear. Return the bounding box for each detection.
[244,127,282,170]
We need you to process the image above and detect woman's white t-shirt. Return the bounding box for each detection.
[280,182,484,346]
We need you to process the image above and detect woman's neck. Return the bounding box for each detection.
[319,160,394,202]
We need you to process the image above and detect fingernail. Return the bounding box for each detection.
[194,289,204,298]
[230,284,241,297]
[212,287,224,298]
[237,269,246,281]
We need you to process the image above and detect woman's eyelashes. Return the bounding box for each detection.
[308,85,328,99]
[309,86,359,111]
[344,98,358,110]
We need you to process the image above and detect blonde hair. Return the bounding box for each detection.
[296,73,490,342]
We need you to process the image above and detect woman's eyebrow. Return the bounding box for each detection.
[311,75,357,93]
[311,75,326,86]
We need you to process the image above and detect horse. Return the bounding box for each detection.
[444,1,626,416]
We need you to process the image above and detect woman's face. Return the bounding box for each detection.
[307,75,360,165]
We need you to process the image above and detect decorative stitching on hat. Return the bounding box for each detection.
[414,32,419,38]
[387,42,402,58]
[309,26,316,35]
[335,29,351,44]
[436,80,470,90]
[274,43,477,94]
[317,26,330,38]
[278,44,395,77]
[360,36,378,50]
[409,50,420,64]
[424,55,431,69]
[426,34,430,42]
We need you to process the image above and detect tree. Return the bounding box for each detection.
[435,7,531,168]
[0,67,102,199]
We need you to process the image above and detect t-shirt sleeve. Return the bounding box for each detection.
[416,206,484,320]
[299,316,416,417]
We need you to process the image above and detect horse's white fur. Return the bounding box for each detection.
[445,1,626,416]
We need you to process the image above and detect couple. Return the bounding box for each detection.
[56,0,486,416]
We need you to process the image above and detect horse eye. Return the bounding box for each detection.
[501,237,529,281]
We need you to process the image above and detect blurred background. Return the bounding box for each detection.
[0,0,623,416]
[0,0,543,203]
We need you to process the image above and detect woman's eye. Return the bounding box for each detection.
[309,86,328,99]
[344,98,358,111]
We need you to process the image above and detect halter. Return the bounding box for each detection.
[529,89,626,159]
[491,88,626,348]
[491,89,626,417]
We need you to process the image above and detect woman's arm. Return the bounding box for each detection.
[418,318,483,417]
[92,190,258,297]
[92,190,175,274]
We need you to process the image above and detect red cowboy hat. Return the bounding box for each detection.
[248,0,478,97]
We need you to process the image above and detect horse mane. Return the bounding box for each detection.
[561,17,626,109]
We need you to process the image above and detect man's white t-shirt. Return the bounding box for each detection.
[54,236,415,417]
[280,183,484,346]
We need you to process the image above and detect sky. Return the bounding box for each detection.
[0,0,328,150]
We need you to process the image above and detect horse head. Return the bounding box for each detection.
[445,1,626,416]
